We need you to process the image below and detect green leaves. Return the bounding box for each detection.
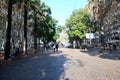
[66,9,88,39]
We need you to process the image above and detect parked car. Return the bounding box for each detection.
[64,42,72,48]
[81,43,87,49]
[48,41,55,48]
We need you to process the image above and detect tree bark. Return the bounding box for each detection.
[23,0,28,55]
[100,19,104,53]
[34,11,37,53]
[4,0,13,59]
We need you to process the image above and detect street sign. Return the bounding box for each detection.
[86,33,95,39]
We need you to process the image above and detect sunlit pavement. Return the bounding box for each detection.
[0,48,120,80]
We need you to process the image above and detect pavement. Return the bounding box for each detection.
[86,48,120,60]
[0,48,120,80]
[0,50,67,80]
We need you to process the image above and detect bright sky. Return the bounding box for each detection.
[43,0,88,26]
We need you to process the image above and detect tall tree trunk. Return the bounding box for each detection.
[34,11,37,52]
[100,19,104,53]
[23,0,28,55]
[4,0,13,59]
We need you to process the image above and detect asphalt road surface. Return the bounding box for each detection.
[0,48,120,80]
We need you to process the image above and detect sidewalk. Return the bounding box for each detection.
[85,47,120,60]
[0,49,67,80]
[0,50,41,67]
[59,48,120,80]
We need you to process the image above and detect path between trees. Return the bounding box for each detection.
[61,48,120,80]
[0,48,120,80]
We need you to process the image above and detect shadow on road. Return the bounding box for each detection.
[0,50,67,80]
[56,50,63,54]
[99,51,120,60]
[81,49,120,60]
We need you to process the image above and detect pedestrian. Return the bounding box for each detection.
[53,43,56,52]
[55,43,58,51]
[73,41,76,48]
[113,44,116,49]
[14,48,20,57]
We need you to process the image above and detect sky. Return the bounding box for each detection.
[43,0,88,26]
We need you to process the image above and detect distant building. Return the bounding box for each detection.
[57,29,69,45]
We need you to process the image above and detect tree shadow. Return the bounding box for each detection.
[0,50,68,80]
[55,50,63,54]
[99,51,120,60]
[81,49,100,56]
[81,49,120,60]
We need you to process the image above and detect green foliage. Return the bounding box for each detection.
[44,17,58,42]
[66,9,88,39]
[66,8,100,41]
[27,0,57,42]
[86,16,100,33]
[53,33,59,40]
[53,25,63,40]
[56,25,63,33]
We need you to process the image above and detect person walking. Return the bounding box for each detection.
[55,43,58,51]
[53,43,56,52]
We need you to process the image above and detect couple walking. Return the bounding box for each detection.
[53,42,58,52]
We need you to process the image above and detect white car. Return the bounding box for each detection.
[64,42,72,48]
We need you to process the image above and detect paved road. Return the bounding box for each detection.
[0,50,67,80]
[0,48,120,80]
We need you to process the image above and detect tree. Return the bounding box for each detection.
[66,9,88,43]
[36,2,53,43]
[53,25,63,40]
[29,0,41,52]
[14,0,29,55]
[0,0,7,48]
[45,17,58,41]
[87,0,113,52]
[4,0,33,59]
[23,0,28,55]
[29,0,52,52]
[4,0,13,59]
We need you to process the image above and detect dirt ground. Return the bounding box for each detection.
[59,48,120,80]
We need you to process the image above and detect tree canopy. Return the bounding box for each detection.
[66,9,89,40]
[0,0,59,58]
